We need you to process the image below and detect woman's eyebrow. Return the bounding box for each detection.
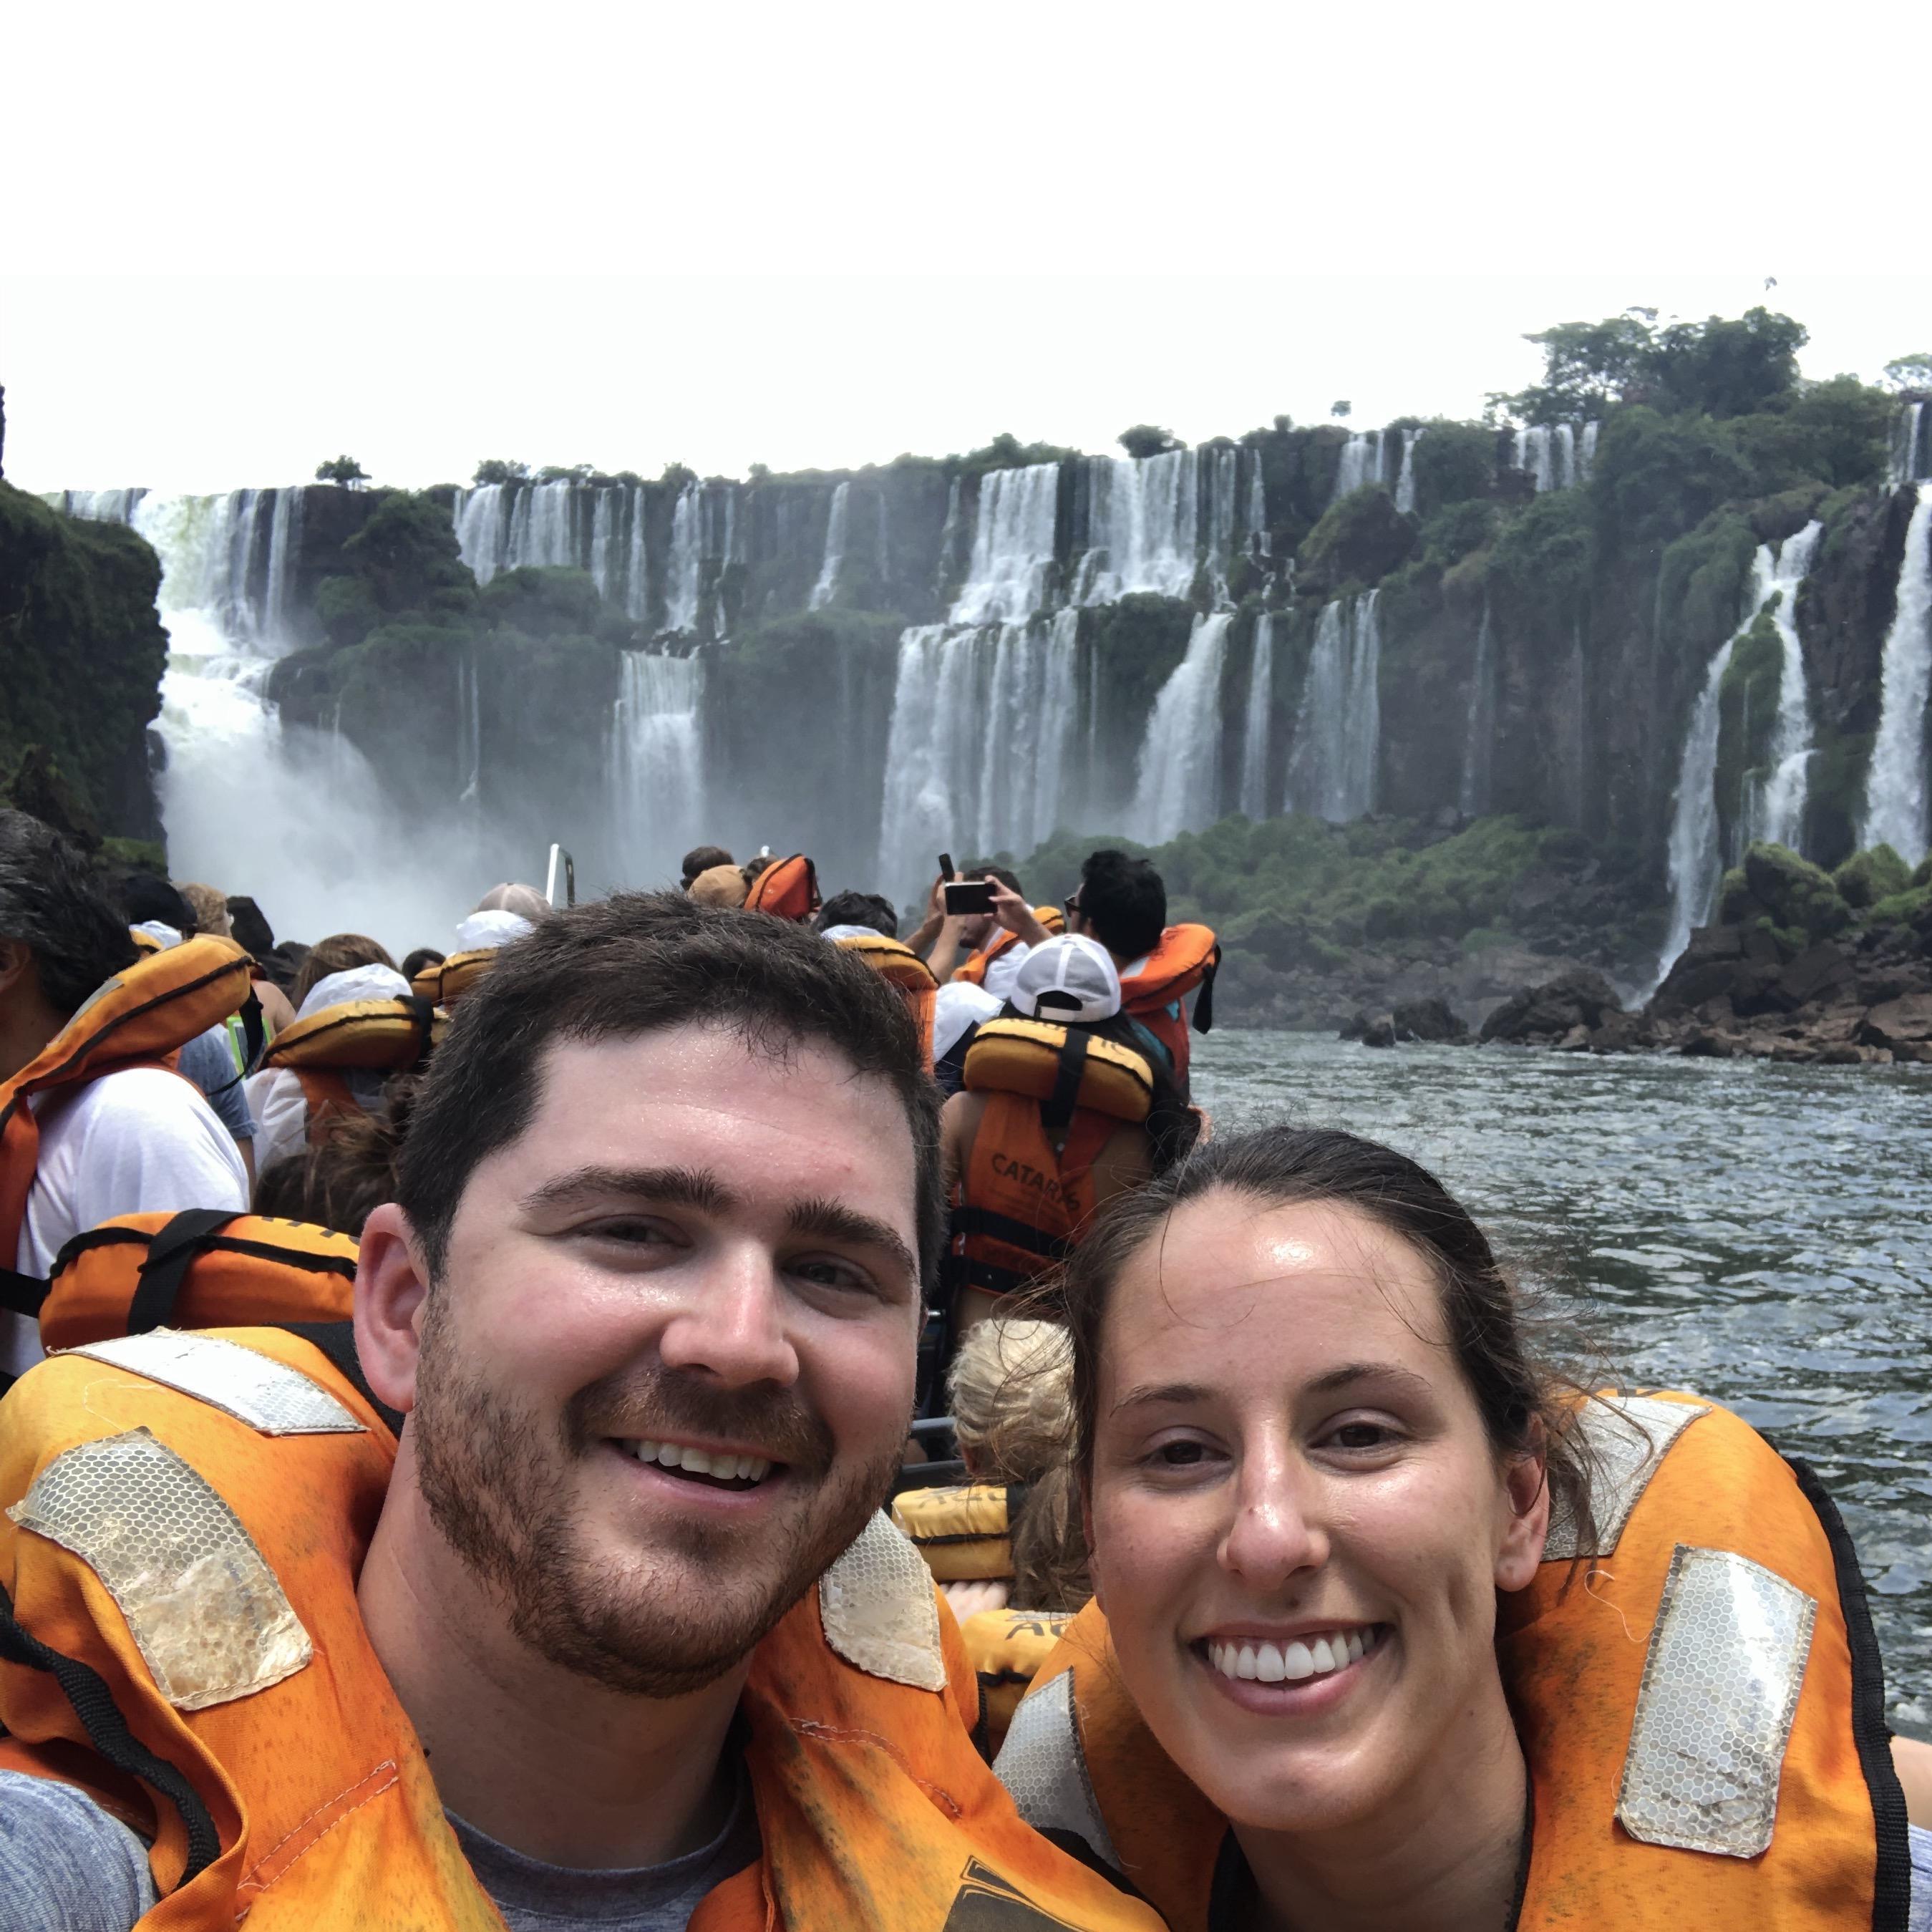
[1110,1381,1212,1417]
[1304,1361,1436,1398]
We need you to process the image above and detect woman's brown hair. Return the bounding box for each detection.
[291,933,398,1006]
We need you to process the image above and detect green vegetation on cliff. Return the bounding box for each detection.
[0,482,168,840]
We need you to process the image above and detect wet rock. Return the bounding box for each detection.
[1392,996,1467,1043]
[1359,1016,1397,1049]
[1480,969,1623,1047]
[1773,941,1856,1009]
[1860,994,1932,1050]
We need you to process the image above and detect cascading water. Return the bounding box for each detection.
[1577,420,1601,483]
[809,481,850,611]
[664,483,705,634]
[1246,456,1268,558]
[1132,613,1233,845]
[457,653,482,805]
[1076,450,1195,605]
[1331,431,1384,502]
[1511,422,1598,492]
[1458,599,1497,817]
[1238,614,1275,820]
[452,480,653,619]
[952,464,1060,624]
[1654,635,1737,987]
[1893,403,1931,486]
[611,651,707,883]
[1859,484,1932,864]
[875,610,1080,906]
[1286,591,1382,821]
[1742,522,1822,853]
[1394,429,1423,515]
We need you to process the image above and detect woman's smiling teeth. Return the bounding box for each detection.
[620,1437,773,1485]
[1205,1627,1381,1683]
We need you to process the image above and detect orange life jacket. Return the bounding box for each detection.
[962,1608,1072,1755]
[1115,925,1218,1086]
[893,1481,1016,1583]
[0,936,253,1266]
[0,1328,1161,1932]
[410,948,495,1006]
[946,1020,1152,1299]
[950,912,1062,989]
[29,1209,358,1354]
[259,996,444,1140]
[994,1392,1911,1932]
[744,854,820,921]
[831,933,937,1057]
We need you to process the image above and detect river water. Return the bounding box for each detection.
[1191,1031,1932,1734]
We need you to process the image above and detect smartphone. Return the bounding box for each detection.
[937,852,955,881]
[943,879,995,916]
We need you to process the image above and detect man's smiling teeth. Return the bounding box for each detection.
[621,1437,772,1483]
[1205,1628,1379,1683]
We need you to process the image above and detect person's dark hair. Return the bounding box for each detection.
[400,947,446,983]
[681,844,734,888]
[397,891,944,1298]
[122,873,197,938]
[815,891,898,938]
[292,933,399,1006]
[963,863,1024,899]
[0,810,139,1017]
[226,895,276,957]
[1058,1125,1594,1545]
[1076,850,1165,961]
[253,1091,412,1238]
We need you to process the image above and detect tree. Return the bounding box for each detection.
[1117,424,1181,459]
[316,455,369,489]
[1489,313,1656,424]
[1330,400,1351,419]
[1883,354,1932,395]
[472,458,529,486]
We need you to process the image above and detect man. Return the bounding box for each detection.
[812,890,898,939]
[0,894,1159,1932]
[681,844,735,891]
[912,865,1034,995]
[0,812,248,1385]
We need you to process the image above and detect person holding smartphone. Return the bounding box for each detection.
[921,866,1042,994]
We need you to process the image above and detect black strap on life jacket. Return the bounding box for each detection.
[1039,1031,1089,1137]
[0,1580,222,1888]
[400,995,438,1073]
[1193,947,1220,1034]
[125,1209,248,1336]
[0,1267,49,1319]
[946,1205,1072,1263]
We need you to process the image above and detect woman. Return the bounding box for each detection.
[994,1125,1931,1930]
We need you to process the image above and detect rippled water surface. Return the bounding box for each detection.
[1192,1031,1932,1732]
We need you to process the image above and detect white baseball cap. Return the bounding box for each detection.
[1010,934,1121,1024]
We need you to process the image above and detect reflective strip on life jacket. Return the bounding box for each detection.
[996,1392,1909,1932]
[0,1329,1162,1931]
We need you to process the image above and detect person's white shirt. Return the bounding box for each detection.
[4,1067,248,1379]
[980,941,1032,1004]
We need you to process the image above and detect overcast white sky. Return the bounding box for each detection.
[6,1,1927,492]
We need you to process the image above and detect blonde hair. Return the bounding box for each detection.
[472,883,550,923]
[947,1317,1073,1487]
[177,883,231,937]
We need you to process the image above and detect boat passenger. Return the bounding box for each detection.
[994,1123,1932,1931]
[0,892,1165,1932]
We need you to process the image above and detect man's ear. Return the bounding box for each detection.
[0,938,37,999]
[355,1203,435,1414]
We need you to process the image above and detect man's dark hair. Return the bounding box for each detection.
[1077,849,1166,961]
[963,862,1024,899]
[680,844,734,888]
[401,947,447,983]
[815,891,898,938]
[0,810,139,1016]
[397,892,943,1298]
[227,895,276,957]
[122,873,196,937]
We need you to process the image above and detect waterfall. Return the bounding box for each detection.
[55,487,147,524]
[1203,446,1241,601]
[1860,484,1932,864]
[1246,452,1268,558]
[452,484,509,583]
[1458,599,1497,817]
[1742,523,1822,853]
[1578,420,1601,482]
[1654,634,1737,986]
[452,480,650,617]
[1331,431,1384,501]
[1394,429,1423,515]
[1132,613,1234,845]
[457,653,482,805]
[611,651,707,883]
[1076,450,1198,606]
[623,488,649,621]
[1238,614,1276,820]
[1511,423,1593,492]
[264,488,303,637]
[875,610,1080,906]
[950,463,1060,624]
[809,481,850,611]
[664,484,704,633]
[1286,591,1382,821]
[1893,403,1931,485]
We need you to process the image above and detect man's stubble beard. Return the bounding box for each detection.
[409,1299,906,1697]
